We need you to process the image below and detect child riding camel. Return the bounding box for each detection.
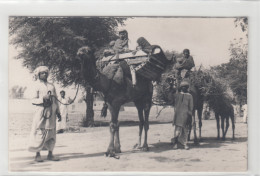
[113,29,129,53]
[174,49,195,85]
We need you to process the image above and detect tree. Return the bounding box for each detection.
[211,17,248,115]
[9,17,127,126]
[9,85,27,99]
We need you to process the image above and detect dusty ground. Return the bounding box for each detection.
[9,108,247,172]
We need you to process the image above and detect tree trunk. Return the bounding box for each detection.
[83,86,95,127]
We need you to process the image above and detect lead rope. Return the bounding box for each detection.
[51,84,80,105]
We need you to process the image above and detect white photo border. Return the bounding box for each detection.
[1,0,259,175]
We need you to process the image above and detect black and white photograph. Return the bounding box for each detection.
[7,16,249,172]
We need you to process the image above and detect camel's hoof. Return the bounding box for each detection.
[172,144,178,150]
[133,143,141,149]
[221,137,226,141]
[141,145,149,151]
[105,151,120,159]
[105,148,115,156]
[141,147,149,151]
[193,140,200,145]
[105,152,120,159]
[115,148,121,153]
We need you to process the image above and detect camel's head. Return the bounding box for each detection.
[77,46,93,59]
[77,46,98,84]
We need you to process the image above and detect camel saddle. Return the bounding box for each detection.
[98,45,170,82]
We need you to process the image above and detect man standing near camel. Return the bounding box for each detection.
[56,90,70,134]
[171,80,193,150]
[28,66,61,162]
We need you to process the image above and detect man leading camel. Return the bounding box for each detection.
[171,80,193,150]
[28,66,61,162]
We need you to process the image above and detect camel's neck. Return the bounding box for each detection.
[81,58,110,94]
[89,71,110,93]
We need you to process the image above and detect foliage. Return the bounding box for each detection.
[201,73,234,112]
[152,50,178,105]
[9,17,127,87]
[211,17,248,105]
[234,17,248,33]
[9,17,127,127]
[9,85,27,99]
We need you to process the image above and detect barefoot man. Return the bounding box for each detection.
[28,66,61,162]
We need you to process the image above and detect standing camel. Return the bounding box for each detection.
[214,102,235,140]
[77,46,168,157]
[187,80,204,142]
[203,80,235,140]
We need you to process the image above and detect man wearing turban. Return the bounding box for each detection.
[28,66,61,162]
[171,80,193,150]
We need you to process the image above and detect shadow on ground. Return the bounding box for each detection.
[148,136,247,153]
[67,120,172,133]
[95,120,171,127]
[10,152,106,172]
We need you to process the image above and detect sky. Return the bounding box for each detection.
[9,17,247,98]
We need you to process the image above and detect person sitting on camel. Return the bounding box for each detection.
[136,37,152,53]
[133,37,163,56]
[103,40,116,57]
[113,29,129,53]
[174,49,195,81]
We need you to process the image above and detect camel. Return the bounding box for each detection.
[77,46,168,157]
[203,81,235,140]
[214,102,235,140]
[187,80,204,142]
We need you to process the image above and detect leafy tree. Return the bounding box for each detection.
[211,17,248,115]
[234,17,248,33]
[9,85,27,99]
[9,17,126,126]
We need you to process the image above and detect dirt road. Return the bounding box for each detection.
[9,115,247,172]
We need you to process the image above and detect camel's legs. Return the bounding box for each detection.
[134,98,151,151]
[114,121,121,153]
[106,105,120,155]
[188,123,192,141]
[197,108,203,141]
[230,114,235,140]
[142,102,151,151]
[221,116,225,140]
[192,111,198,143]
[224,116,230,139]
[188,110,195,141]
[134,101,144,149]
[215,113,220,139]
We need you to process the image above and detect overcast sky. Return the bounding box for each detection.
[9,17,246,98]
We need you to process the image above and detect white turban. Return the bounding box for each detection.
[33,66,49,80]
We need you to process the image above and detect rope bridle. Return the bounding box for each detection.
[51,84,80,105]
